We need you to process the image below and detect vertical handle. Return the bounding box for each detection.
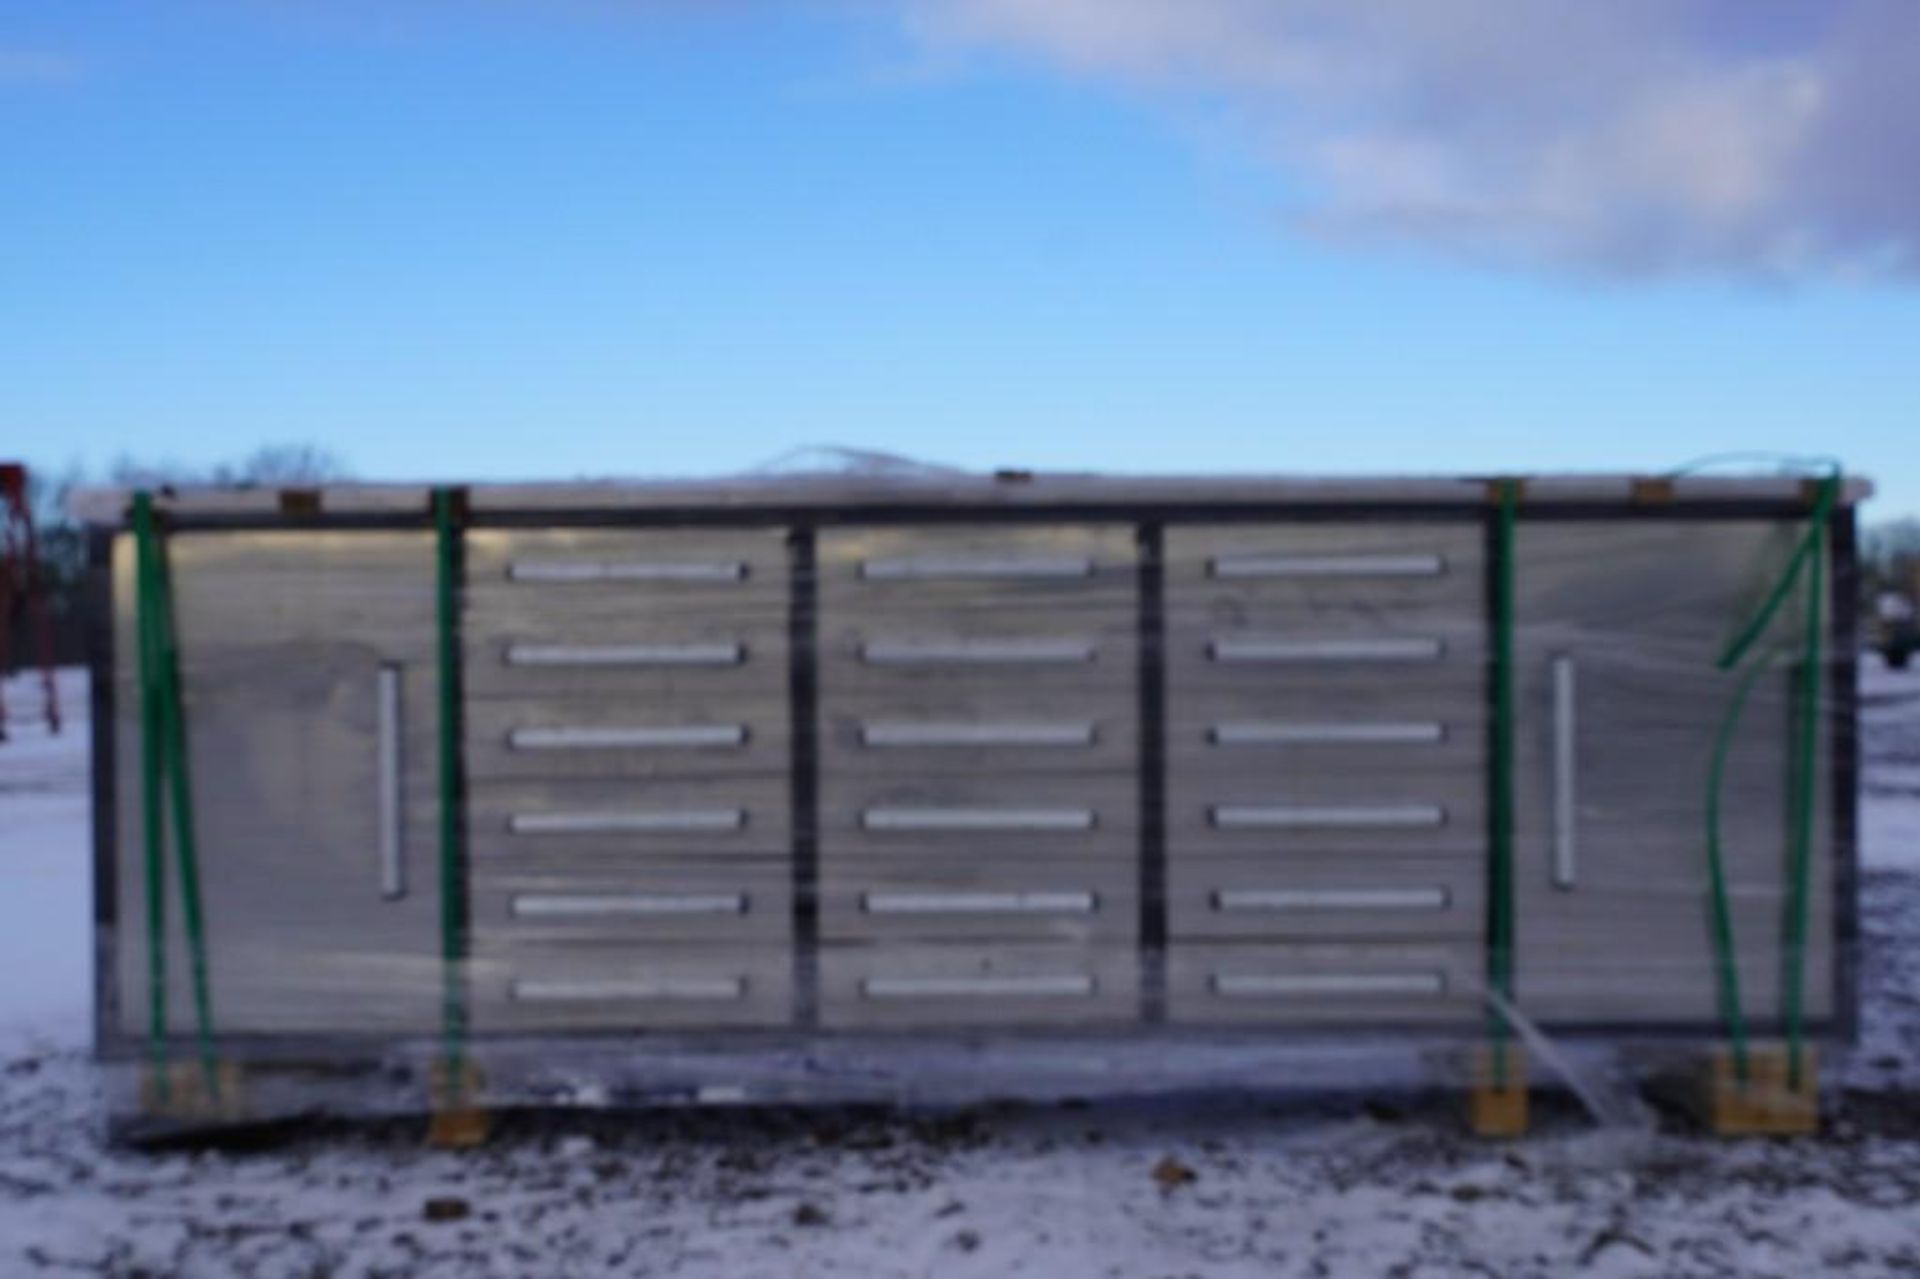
[1550,653,1577,890]
[378,663,406,900]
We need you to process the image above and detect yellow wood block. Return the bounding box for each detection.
[1469,1044,1529,1138]
[1708,1043,1818,1136]
[427,1058,490,1149]
[142,1059,246,1123]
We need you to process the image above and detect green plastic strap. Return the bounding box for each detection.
[434,490,466,1088]
[1702,473,1837,1087]
[1487,480,1518,1083]
[132,495,170,1091]
[131,493,221,1098]
[1783,483,1832,1088]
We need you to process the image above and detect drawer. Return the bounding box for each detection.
[818,524,1138,606]
[463,627,788,700]
[471,859,791,947]
[1167,855,1484,941]
[818,693,1136,782]
[819,856,1137,944]
[469,945,793,1031]
[465,692,790,782]
[818,775,1138,859]
[468,776,791,859]
[466,527,789,610]
[1164,523,1483,615]
[818,944,1140,1028]
[1167,769,1486,858]
[1167,943,1481,1026]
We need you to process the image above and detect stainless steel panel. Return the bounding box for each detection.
[111,532,441,1035]
[1511,520,1834,1027]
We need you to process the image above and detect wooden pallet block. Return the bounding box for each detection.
[1706,1043,1818,1136]
[1468,1043,1528,1138]
[427,1058,490,1149]
[142,1059,246,1124]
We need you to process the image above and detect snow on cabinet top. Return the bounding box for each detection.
[66,467,1874,525]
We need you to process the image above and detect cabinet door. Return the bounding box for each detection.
[114,531,441,1036]
[1512,522,1833,1027]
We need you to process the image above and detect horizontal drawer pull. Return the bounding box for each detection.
[861,555,1095,581]
[861,974,1096,1000]
[508,809,747,834]
[508,724,749,750]
[1209,553,1445,579]
[862,890,1097,915]
[861,721,1096,748]
[1212,887,1450,912]
[1209,804,1445,829]
[1209,637,1445,663]
[508,560,748,583]
[862,807,1097,832]
[510,892,748,917]
[1209,721,1445,746]
[1210,971,1447,998]
[505,642,746,667]
[511,976,747,1003]
[860,639,1097,666]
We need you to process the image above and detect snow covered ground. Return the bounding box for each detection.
[1,663,1918,1277]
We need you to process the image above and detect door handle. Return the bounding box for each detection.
[377,663,405,900]
[1551,653,1577,890]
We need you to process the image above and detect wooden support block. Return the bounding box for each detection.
[1706,1043,1818,1137]
[427,1058,490,1149]
[142,1059,246,1124]
[1468,1043,1528,1138]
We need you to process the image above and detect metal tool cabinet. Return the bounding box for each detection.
[78,473,1863,1131]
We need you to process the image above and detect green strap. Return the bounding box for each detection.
[131,493,221,1099]
[1487,480,1518,1083]
[132,496,170,1093]
[434,490,466,1089]
[1702,474,1837,1086]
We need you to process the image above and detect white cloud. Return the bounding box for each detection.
[909,0,1920,280]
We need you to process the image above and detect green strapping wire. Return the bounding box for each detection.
[130,493,222,1101]
[1702,471,1837,1088]
[434,490,466,1096]
[132,495,170,1097]
[1487,479,1518,1087]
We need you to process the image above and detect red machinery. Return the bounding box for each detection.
[0,462,61,738]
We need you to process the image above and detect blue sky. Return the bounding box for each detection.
[3,2,1915,512]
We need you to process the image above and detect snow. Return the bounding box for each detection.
[2,662,1919,1277]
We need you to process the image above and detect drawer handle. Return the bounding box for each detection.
[1211,972,1447,998]
[1209,721,1444,746]
[376,664,405,901]
[509,809,747,834]
[511,977,746,1003]
[861,891,1097,915]
[862,807,1096,833]
[859,639,1096,666]
[1552,652,1578,891]
[861,974,1095,1000]
[1209,554,1445,579]
[861,555,1094,581]
[1209,637,1445,663]
[505,642,745,667]
[861,721,1095,748]
[510,893,748,918]
[1212,887,1450,912]
[508,560,748,583]
[1209,804,1445,830]
[508,724,748,750]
